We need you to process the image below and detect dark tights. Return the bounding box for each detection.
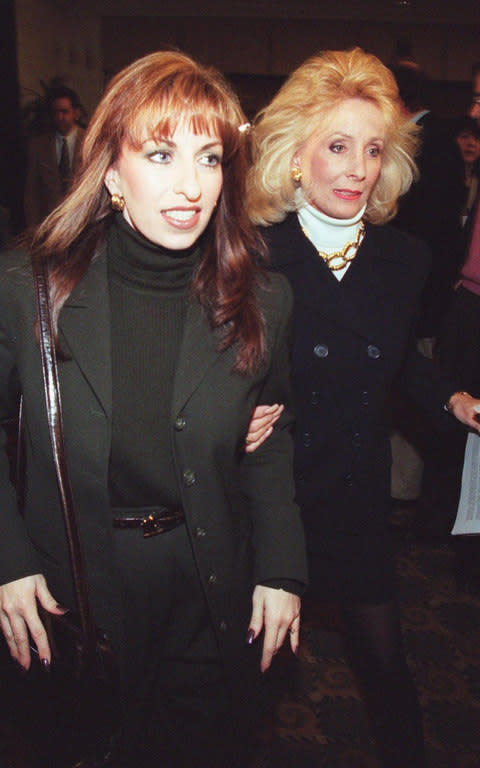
[341,599,426,768]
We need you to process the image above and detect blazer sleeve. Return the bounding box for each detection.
[239,274,308,589]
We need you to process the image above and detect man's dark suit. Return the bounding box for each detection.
[394,112,464,337]
[24,128,84,228]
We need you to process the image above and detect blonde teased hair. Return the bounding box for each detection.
[248,47,419,226]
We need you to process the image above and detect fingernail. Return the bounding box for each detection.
[41,658,50,672]
[15,661,27,675]
[246,629,255,645]
[56,604,69,613]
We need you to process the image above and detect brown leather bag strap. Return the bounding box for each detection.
[32,258,97,656]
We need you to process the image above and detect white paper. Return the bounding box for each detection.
[452,431,480,535]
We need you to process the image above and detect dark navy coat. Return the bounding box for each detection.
[265,214,455,601]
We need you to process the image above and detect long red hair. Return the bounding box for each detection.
[30,51,266,374]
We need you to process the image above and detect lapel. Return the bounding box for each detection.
[43,134,57,170]
[271,215,404,343]
[72,128,84,173]
[59,245,112,418]
[58,241,226,422]
[172,297,226,416]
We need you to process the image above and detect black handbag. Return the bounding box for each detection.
[7,259,121,768]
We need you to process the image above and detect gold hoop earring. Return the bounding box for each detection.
[291,166,302,186]
[111,193,125,212]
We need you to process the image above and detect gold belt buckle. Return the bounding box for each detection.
[142,512,164,538]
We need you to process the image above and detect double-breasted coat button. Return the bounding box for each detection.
[367,344,381,359]
[361,390,369,406]
[303,432,312,447]
[345,473,353,486]
[208,573,217,586]
[314,344,329,358]
[219,621,227,632]
[311,391,320,406]
[183,469,196,486]
[195,527,206,538]
[174,416,186,431]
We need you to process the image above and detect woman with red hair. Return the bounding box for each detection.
[0,51,307,767]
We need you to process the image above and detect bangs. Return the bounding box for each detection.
[123,82,241,157]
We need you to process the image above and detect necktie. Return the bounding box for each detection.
[58,137,70,194]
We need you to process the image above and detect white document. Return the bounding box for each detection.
[452,431,480,535]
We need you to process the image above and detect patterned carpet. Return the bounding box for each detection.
[1,511,480,767]
[255,512,480,768]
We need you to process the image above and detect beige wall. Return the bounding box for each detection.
[15,0,104,116]
[13,0,480,120]
[101,14,480,83]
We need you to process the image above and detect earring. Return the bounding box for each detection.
[291,166,302,186]
[111,193,125,212]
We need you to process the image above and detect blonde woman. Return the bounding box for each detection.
[247,48,480,768]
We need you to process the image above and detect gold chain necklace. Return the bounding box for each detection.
[301,220,366,271]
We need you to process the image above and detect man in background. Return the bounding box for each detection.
[24,86,84,228]
[389,63,464,507]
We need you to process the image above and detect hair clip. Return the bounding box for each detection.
[238,122,251,135]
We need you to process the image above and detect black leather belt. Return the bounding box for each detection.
[112,505,185,538]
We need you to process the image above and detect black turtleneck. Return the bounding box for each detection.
[106,216,302,596]
[107,213,200,509]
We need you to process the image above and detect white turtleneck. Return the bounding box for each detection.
[297,202,366,281]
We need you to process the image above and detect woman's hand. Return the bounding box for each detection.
[0,574,65,670]
[247,585,301,673]
[447,392,480,432]
[245,404,284,453]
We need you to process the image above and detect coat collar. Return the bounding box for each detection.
[264,212,404,268]
[172,297,226,416]
[58,242,226,421]
[266,213,408,343]
[59,246,112,417]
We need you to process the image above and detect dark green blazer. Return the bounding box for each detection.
[0,245,307,664]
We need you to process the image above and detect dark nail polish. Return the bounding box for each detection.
[15,660,27,675]
[41,658,50,672]
[246,629,255,645]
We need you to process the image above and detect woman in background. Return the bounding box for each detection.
[0,51,307,767]
[455,115,480,226]
[247,48,480,767]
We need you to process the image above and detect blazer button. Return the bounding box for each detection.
[345,473,353,486]
[314,344,329,358]
[219,621,227,633]
[361,390,369,406]
[303,432,312,448]
[311,391,320,407]
[208,573,217,586]
[352,432,361,448]
[195,526,206,538]
[183,469,196,486]
[175,416,186,431]
[367,344,381,359]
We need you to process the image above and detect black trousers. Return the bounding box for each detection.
[112,522,254,768]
